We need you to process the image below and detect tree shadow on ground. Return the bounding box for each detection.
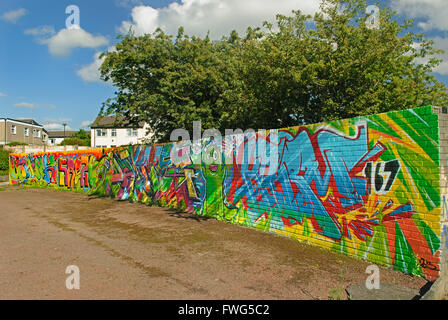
[87,193,118,201]
[165,208,211,222]
[86,193,210,222]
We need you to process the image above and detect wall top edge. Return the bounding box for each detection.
[8,106,440,158]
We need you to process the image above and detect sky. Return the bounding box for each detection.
[0,0,447,132]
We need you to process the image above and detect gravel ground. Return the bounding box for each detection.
[0,186,428,300]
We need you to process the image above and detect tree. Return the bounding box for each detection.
[60,129,91,146]
[99,0,448,142]
[72,129,90,141]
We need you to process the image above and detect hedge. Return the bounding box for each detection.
[0,148,10,171]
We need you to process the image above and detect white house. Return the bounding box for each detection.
[90,116,153,148]
[47,131,77,146]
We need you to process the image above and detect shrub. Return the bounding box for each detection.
[0,149,11,171]
[60,137,90,146]
[6,141,28,146]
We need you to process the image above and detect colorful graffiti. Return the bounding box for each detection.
[9,106,442,280]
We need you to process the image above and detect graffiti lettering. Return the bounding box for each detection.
[364,160,400,195]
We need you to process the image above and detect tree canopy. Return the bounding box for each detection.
[60,129,91,146]
[99,0,448,142]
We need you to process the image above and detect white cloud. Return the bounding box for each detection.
[1,8,27,23]
[48,104,57,109]
[0,93,6,97]
[391,0,448,31]
[44,117,72,123]
[118,0,321,39]
[41,28,109,57]
[430,36,448,75]
[44,123,73,131]
[43,118,73,131]
[77,46,116,83]
[14,102,35,109]
[411,37,448,75]
[77,52,106,82]
[80,120,92,128]
[24,25,55,36]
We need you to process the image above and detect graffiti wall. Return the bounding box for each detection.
[9,106,443,280]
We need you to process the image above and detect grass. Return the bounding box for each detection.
[328,287,347,300]
[0,169,9,183]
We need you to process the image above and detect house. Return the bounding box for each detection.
[0,118,48,146]
[90,115,153,148]
[47,131,77,146]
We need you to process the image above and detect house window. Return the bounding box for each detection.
[111,129,117,137]
[33,129,40,138]
[11,125,16,135]
[24,128,29,136]
[96,129,107,137]
[127,128,138,137]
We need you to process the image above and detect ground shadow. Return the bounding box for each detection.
[165,208,211,222]
[87,193,117,201]
[86,193,210,222]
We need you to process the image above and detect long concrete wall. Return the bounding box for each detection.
[9,106,446,281]
[4,145,91,154]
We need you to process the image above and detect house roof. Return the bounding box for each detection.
[0,118,43,127]
[47,131,77,138]
[19,119,42,126]
[90,115,146,129]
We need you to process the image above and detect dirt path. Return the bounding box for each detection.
[0,186,427,300]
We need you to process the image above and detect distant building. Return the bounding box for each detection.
[0,118,48,146]
[90,115,153,148]
[47,131,77,146]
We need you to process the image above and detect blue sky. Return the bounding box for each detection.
[0,0,447,131]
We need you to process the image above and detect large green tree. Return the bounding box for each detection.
[99,0,448,142]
